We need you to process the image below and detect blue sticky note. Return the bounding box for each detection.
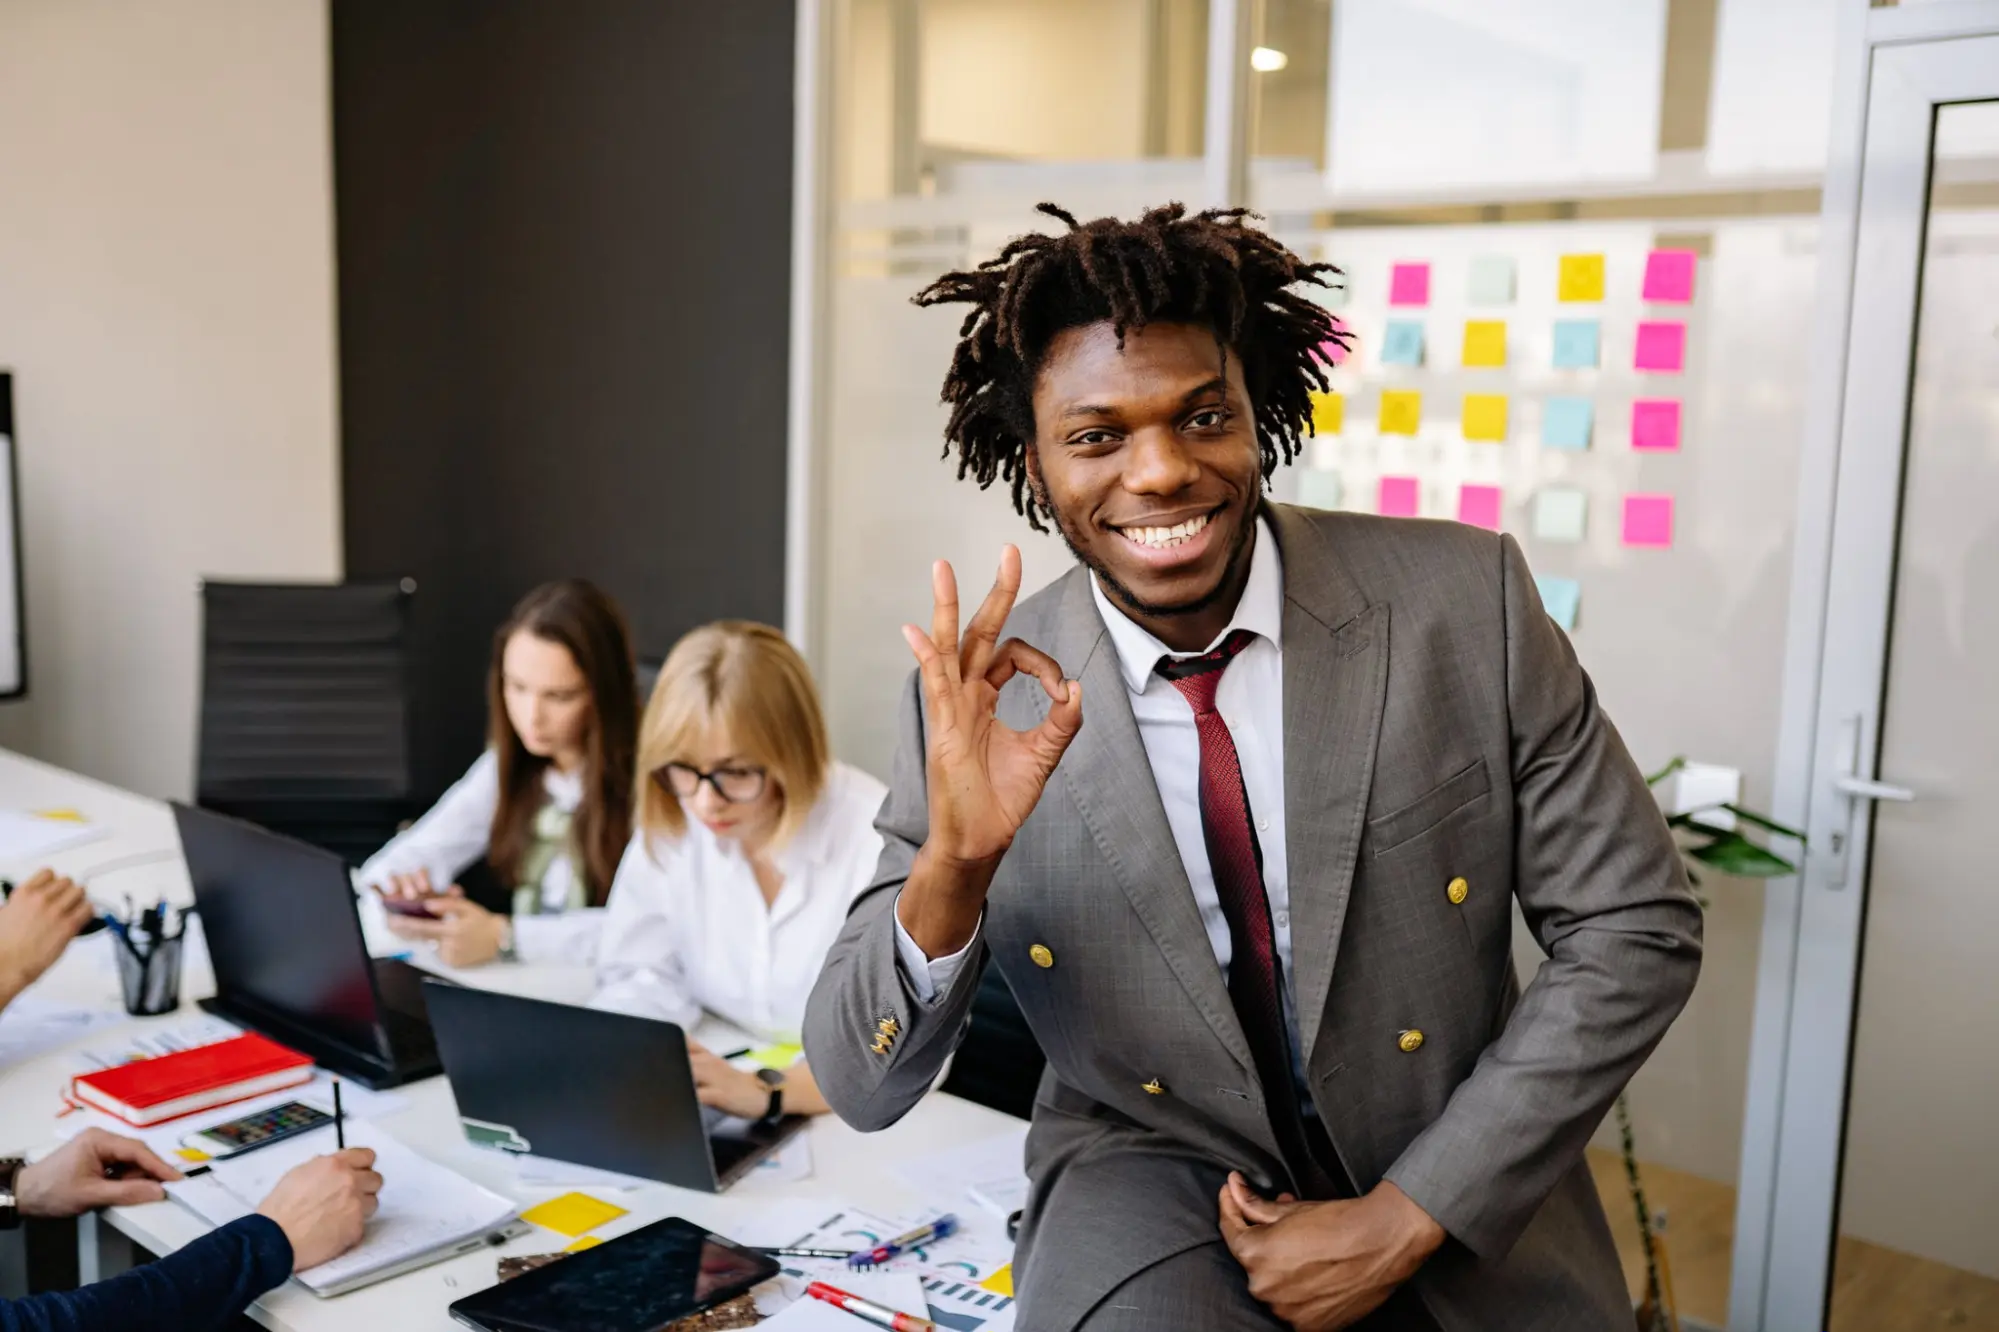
[1551,319,1600,369]
[1380,319,1426,367]
[1542,396,1594,450]
[1535,576,1581,632]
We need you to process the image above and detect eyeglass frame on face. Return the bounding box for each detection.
[655,761,768,805]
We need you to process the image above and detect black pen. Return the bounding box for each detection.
[333,1080,345,1150]
[755,1247,853,1260]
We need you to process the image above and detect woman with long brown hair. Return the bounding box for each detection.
[359,579,638,967]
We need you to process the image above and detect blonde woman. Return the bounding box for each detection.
[590,621,886,1122]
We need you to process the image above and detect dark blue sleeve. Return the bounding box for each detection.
[0,1213,293,1331]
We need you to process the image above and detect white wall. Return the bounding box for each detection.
[0,0,342,800]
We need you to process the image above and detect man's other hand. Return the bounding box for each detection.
[1218,1172,1445,1330]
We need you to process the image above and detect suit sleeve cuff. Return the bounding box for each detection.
[891,891,978,1003]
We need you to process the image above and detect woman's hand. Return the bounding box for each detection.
[686,1039,775,1120]
[387,897,506,967]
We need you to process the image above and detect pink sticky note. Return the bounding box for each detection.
[1642,249,1696,303]
[1634,320,1686,372]
[1622,494,1675,548]
[1316,316,1351,367]
[1631,398,1682,452]
[1388,263,1430,307]
[1457,484,1502,531]
[1378,476,1420,517]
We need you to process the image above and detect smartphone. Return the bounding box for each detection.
[374,887,440,919]
[182,1100,334,1158]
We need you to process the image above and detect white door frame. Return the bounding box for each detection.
[1731,5,1999,1327]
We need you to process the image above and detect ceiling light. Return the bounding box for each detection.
[1250,46,1288,73]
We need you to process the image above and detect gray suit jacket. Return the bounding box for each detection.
[804,505,1701,1329]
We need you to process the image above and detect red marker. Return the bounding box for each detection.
[806,1280,939,1332]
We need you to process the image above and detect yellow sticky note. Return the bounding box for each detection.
[980,1265,1015,1297]
[565,1234,604,1253]
[174,1147,212,1163]
[1460,320,1506,368]
[520,1192,628,1238]
[1378,390,1421,437]
[1462,394,1509,442]
[745,1042,803,1070]
[32,808,86,823]
[1558,253,1605,302]
[1310,391,1344,436]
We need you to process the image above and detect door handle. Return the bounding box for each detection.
[1831,775,1916,803]
[1819,714,1917,890]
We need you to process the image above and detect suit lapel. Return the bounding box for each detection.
[1039,569,1256,1077]
[1267,505,1390,1064]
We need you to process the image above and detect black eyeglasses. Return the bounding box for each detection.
[656,762,767,804]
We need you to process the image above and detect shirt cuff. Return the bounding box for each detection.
[891,891,978,1003]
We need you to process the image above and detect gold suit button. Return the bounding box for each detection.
[1141,1079,1165,1095]
[878,1017,899,1037]
[1029,944,1055,969]
[871,1037,891,1055]
[1447,876,1469,905]
[1398,1029,1425,1053]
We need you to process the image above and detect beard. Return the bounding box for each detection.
[1042,487,1262,623]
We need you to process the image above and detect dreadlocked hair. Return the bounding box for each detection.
[913,201,1350,532]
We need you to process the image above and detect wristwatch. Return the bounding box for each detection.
[0,1157,26,1229]
[754,1067,786,1126]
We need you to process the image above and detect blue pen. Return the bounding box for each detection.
[846,1214,959,1269]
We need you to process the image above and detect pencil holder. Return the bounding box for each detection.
[114,933,184,1016]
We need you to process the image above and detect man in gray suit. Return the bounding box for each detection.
[804,204,1701,1330]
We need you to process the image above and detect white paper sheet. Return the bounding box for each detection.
[0,810,107,863]
[166,1119,516,1295]
[890,1127,1028,1221]
[0,994,127,1070]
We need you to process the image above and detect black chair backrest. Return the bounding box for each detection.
[635,655,663,707]
[938,963,1046,1122]
[197,579,416,802]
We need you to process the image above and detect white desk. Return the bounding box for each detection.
[0,748,1022,1330]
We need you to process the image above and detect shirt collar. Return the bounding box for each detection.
[1089,511,1285,695]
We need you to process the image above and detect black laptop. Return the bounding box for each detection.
[173,802,441,1089]
[422,981,807,1192]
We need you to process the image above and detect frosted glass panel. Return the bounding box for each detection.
[1325,0,1666,193]
[1705,0,1841,176]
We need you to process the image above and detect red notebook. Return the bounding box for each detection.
[71,1032,315,1127]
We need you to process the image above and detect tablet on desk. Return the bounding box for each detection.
[447,1216,777,1332]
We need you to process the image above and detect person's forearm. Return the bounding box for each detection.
[782,1059,832,1116]
[895,844,1000,958]
[0,1213,292,1331]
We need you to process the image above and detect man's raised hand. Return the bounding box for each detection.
[896,545,1081,957]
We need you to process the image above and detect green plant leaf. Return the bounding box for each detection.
[1687,833,1799,878]
[1645,756,1688,788]
[1716,803,1807,843]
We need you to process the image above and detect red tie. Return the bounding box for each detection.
[1157,630,1327,1190]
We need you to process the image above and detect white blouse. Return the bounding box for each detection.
[589,761,888,1044]
[355,750,602,964]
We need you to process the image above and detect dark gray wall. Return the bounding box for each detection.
[333,0,794,796]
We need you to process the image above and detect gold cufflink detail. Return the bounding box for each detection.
[1141,1078,1165,1095]
[1447,876,1469,905]
[1398,1029,1425,1053]
[1029,943,1055,968]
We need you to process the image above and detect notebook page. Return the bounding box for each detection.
[201,1120,516,1293]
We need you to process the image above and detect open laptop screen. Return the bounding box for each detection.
[173,803,383,1058]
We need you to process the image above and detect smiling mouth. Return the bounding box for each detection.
[1113,509,1217,551]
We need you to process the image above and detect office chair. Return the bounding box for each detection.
[939,964,1046,1121]
[635,655,663,705]
[196,579,419,864]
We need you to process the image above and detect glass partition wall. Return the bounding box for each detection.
[807,3,1849,1325]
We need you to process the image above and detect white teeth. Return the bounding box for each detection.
[1121,513,1210,549]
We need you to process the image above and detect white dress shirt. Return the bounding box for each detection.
[355,750,600,964]
[590,761,888,1044]
[895,516,1310,1086]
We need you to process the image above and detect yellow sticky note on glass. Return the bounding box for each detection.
[1558,253,1605,302]
[1461,321,1506,368]
[1310,391,1344,436]
[1462,394,1509,442]
[1378,390,1421,437]
[981,1265,1016,1297]
[521,1192,628,1238]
